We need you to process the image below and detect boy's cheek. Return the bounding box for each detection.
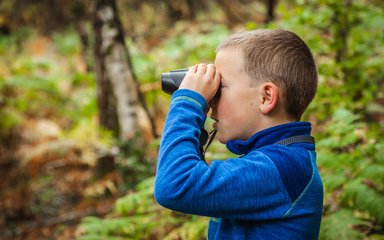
[217,100,230,119]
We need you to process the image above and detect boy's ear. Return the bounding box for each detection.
[259,82,279,114]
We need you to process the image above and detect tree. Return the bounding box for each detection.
[265,0,277,23]
[92,0,141,140]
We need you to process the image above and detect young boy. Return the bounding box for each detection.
[155,29,323,239]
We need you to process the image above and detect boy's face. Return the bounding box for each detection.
[210,48,262,143]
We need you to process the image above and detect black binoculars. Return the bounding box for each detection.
[161,68,188,95]
[161,68,221,98]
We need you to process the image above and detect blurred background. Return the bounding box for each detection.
[0,0,383,239]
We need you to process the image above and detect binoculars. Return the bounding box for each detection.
[161,68,221,98]
[161,69,188,95]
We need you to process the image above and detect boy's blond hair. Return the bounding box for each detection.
[217,29,317,120]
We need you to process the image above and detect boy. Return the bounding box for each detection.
[155,29,323,239]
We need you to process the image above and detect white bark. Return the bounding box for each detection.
[98,4,139,140]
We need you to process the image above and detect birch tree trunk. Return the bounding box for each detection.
[92,0,140,140]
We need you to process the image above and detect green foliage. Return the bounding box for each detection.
[279,9,384,236]
[52,29,82,56]
[164,216,208,240]
[0,27,30,56]
[115,177,155,215]
[267,3,384,238]
[78,177,208,239]
[4,58,64,115]
[278,1,384,120]
[343,180,384,224]
[126,24,229,88]
[320,209,365,240]
[317,109,384,238]
[0,51,63,140]
[153,24,229,71]
[0,107,23,137]
[0,28,100,136]
[115,135,156,191]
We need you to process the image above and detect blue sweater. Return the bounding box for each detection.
[155,89,323,240]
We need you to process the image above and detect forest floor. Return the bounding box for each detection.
[0,119,123,239]
[0,33,160,239]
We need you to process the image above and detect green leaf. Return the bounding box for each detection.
[320,209,365,240]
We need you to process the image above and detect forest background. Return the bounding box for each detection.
[0,0,383,239]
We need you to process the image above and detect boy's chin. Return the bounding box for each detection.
[215,133,229,144]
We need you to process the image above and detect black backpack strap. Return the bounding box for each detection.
[275,135,315,146]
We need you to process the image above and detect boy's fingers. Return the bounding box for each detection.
[208,64,220,89]
[188,65,198,74]
[206,64,216,79]
[214,68,221,83]
[196,63,207,75]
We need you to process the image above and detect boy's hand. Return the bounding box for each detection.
[179,63,221,102]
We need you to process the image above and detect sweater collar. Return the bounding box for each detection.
[226,122,312,155]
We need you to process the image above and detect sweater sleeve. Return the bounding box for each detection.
[154,89,291,220]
